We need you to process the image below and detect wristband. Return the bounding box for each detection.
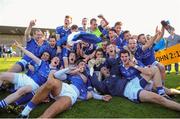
[134,65,139,69]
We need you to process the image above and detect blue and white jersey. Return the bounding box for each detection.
[141,47,156,66]
[98,25,104,33]
[25,60,39,77]
[78,27,84,31]
[116,37,128,50]
[133,45,144,61]
[119,31,124,39]
[23,38,47,62]
[78,27,87,32]
[119,60,145,81]
[56,26,71,39]
[83,44,97,55]
[68,74,91,100]
[56,35,68,47]
[101,29,109,38]
[39,44,57,59]
[30,60,52,86]
[59,47,71,68]
[62,47,71,58]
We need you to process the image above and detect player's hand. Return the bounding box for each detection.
[97,14,104,19]
[28,64,35,72]
[128,60,136,67]
[102,95,112,102]
[29,19,36,27]
[69,66,77,70]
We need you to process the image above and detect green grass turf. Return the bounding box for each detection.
[0,57,180,118]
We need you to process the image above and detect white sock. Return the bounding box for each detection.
[21,105,32,116]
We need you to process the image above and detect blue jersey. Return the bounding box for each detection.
[56,35,68,47]
[78,27,84,31]
[25,60,39,77]
[78,27,87,32]
[39,43,57,59]
[68,75,91,100]
[56,26,71,39]
[133,45,144,61]
[101,29,109,39]
[140,45,156,66]
[116,37,128,50]
[98,25,104,33]
[91,74,128,97]
[83,44,97,55]
[23,38,47,62]
[59,47,71,68]
[119,31,124,39]
[30,61,52,86]
[119,60,145,81]
[62,47,71,58]
[105,57,121,77]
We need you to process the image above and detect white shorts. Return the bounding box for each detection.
[123,77,143,103]
[50,83,79,105]
[13,73,39,91]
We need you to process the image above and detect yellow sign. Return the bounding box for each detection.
[155,44,180,65]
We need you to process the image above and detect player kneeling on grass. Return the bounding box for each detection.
[0,41,59,109]
[18,59,112,118]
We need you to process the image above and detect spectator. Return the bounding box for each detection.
[0,45,2,58]
[165,28,180,75]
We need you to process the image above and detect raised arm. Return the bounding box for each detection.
[155,26,165,42]
[25,20,36,42]
[142,31,159,51]
[98,14,109,27]
[14,41,41,65]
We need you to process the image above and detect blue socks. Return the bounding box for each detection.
[157,87,165,95]
[21,101,36,116]
[15,92,35,105]
[0,100,8,108]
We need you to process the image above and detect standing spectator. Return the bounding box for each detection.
[0,45,2,58]
[2,45,8,61]
[44,30,50,41]
[165,29,180,75]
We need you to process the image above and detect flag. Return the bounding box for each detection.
[67,31,102,46]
